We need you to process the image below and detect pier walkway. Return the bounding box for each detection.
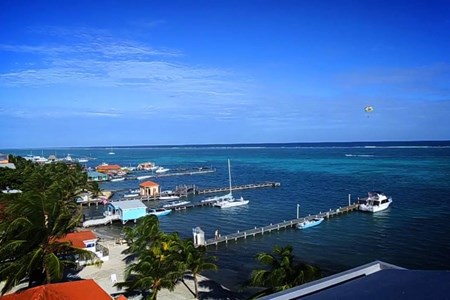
[202,203,359,247]
[197,182,281,194]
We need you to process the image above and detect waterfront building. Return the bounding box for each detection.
[105,200,147,224]
[139,180,160,197]
[87,171,109,182]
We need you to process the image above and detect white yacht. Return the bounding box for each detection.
[358,191,392,213]
[213,159,249,209]
[214,196,249,208]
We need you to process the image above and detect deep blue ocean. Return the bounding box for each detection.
[4,141,450,291]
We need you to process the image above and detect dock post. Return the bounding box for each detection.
[297,204,300,219]
[244,232,247,239]
[225,236,228,244]
[348,194,351,206]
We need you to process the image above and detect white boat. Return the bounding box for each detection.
[110,177,125,182]
[159,195,180,200]
[296,217,324,229]
[147,208,172,217]
[201,192,233,204]
[358,191,392,213]
[108,147,115,155]
[163,200,191,209]
[213,159,249,209]
[137,162,157,171]
[124,193,139,198]
[137,175,152,180]
[214,196,249,208]
[155,167,170,173]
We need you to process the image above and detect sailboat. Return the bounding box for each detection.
[108,147,115,155]
[214,159,249,208]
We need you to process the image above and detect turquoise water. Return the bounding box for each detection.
[5,143,450,290]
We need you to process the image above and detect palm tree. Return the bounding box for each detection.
[116,215,183,300]
[0,159,100,294]
[249,245,321,298]
[176,239,217,299]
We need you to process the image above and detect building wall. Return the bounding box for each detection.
[140,185,160,197]
[121,207,147,222]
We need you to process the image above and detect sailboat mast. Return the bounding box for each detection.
[228,159,232,195]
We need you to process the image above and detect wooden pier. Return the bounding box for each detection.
[129,168,216,180]
[202,203,359,247]
[196,182,281,194]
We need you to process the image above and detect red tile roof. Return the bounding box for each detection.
[57,231,97,248]
[140,181,159,187]
[0,279,111,300]
[96,164,121,171]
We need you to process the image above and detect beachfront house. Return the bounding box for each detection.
[105,200,147,224]
[87,171,109,182]
[56,230,109,262]
[139,180,160,197]
[0,279,113,300]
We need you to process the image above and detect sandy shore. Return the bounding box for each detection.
[77,241,242,299]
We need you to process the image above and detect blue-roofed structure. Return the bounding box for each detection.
[87,171,108,182]
[105,200,147,224]
[260,261,450,300]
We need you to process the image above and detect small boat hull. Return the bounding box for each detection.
[147,208,172,217]
[297,218,324,229]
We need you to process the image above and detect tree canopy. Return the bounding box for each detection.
[0,155,100,294]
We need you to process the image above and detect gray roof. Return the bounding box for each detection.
[109,200,146,210]
[260,261,450,300]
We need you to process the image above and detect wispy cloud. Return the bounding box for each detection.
[0,26,247,98]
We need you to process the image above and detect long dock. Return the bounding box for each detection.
[197,182,281,194]
[202,203,359,246]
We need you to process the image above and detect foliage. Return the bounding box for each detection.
[116,215,217,300]
[248,245,321,298]
[0,155,100,294]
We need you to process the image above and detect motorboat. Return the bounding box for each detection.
[137,162,157,171]
[137,175,152,180]
[110,177,125,182]
[155,167,170,173]
[147,208,172,217]
[159,195,180,200]
[163,200,191,209]
[214,196,249,208]
[296,217,324,229]
[124,193,139,198]
[358,191,392,213]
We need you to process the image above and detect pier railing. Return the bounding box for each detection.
[202,203,359,246]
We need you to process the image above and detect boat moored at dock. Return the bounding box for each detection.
[296,217,324,229]
[147,208,172,217]
[163,200,191,209]
[358,191,392,213]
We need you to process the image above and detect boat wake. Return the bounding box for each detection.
[344,154,375,157]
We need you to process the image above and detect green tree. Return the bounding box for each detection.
[115,215,182,300]
[176,239,217,299]
[0,158,100,294]
[249,245,321,298]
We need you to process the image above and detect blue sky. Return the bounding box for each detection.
[1,0,450,148]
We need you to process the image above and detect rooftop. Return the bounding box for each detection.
[140,180,159,187]
[109,200,147,210]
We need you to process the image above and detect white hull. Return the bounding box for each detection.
[159,195,180,200]
[214,197,249,208]
[359,200,392,212]
[137,175,152,180]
